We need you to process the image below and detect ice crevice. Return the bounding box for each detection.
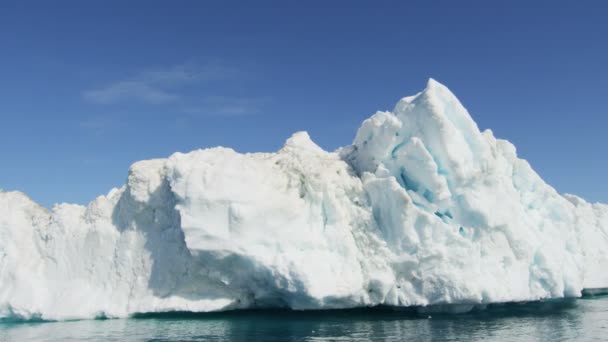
[1,79,607,320]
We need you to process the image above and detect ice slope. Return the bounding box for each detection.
[1,79,607,320]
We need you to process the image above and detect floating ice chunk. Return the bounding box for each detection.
[0,79,606,320]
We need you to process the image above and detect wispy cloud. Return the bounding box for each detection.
[80,63,269,132]
[82,63,239,105]
[83,81,178,104]
[181,96,273,117]
[78,115,125,136]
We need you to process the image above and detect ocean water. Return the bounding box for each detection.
[1,297,606,341]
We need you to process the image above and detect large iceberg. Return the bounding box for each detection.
[1,79,607,320]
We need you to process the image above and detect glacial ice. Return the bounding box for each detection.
[1,79,607,320]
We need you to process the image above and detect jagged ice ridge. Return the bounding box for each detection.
[1,79,607,320]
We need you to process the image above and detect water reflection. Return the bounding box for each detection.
[1,298,606,342]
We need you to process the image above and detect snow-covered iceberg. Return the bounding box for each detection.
[1,79,607,320]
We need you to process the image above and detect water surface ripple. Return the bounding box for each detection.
[1,297,606,341]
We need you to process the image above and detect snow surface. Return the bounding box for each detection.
[1,79,607,320]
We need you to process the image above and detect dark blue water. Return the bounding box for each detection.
[1,298,607,341]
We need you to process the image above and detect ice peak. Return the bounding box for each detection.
[393,78,456,114]
[415,79,483,143]
[422,78,459,105]
[282,131,325,154]
[425,77,443,90]
[352,79,489,186]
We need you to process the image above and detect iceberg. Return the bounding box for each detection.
[1,79,607,320]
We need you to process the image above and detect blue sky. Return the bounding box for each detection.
[1,0,607,207]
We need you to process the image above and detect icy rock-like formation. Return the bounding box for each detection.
[1,79,607,320]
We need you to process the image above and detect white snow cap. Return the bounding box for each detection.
[1,79,607,320]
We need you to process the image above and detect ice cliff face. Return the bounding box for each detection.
[1,79,607,320]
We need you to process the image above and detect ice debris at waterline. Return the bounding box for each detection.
[1,79,607,321]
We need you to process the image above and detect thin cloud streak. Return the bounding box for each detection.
[83,80,178,104]
[181,96,273,117]
[82,63,239,105]
[78,115,126,136]
[80,62,269,132]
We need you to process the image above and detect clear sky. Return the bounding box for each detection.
[1,0,607,207]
